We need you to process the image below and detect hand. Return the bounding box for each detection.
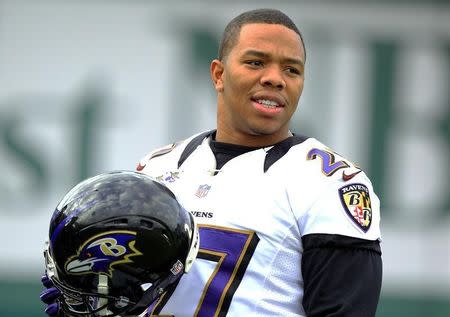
[40,274,64,317]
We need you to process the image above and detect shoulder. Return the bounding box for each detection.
[135,130,214,173]
[284,138,381,240]
[282,137,361,180]
[265,136,358,178]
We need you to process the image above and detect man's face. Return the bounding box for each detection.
[211,23,305,146]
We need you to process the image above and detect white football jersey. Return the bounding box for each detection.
[137,131,381,317]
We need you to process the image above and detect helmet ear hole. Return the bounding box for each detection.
[110,218,128,225]
[139,219,154,229]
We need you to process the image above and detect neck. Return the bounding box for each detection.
[215,129,292,147]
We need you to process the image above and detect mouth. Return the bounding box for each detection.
[253,98,281,109]
[251,94,286,114]
[251,92,286,106]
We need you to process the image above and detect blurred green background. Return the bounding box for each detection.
[0,0,449,316]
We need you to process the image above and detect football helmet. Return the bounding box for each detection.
[44,170,199,316]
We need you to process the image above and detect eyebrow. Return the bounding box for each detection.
[242,50,304,67]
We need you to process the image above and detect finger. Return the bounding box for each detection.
[41,274,54,288]
[40,287,61,304]
[45,302,62,317]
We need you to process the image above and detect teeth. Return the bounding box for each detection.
[257,99,279,108]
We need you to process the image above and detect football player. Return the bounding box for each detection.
[40,171,199,317]
[135,8,382,317]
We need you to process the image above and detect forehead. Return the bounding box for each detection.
[233,23,304,61]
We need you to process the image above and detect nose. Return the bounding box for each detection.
[260,65,286,89]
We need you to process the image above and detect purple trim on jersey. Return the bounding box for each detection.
[145,299,157,316]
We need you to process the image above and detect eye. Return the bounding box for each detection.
[286,67,301,75]
[245,60,263,67]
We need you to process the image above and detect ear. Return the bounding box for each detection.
[210,59,224,92]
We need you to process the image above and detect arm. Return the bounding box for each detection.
[288,144,383,316]
[301,234,382,317]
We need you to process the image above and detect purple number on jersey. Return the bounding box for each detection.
[194,225,259,317]
[148,225,259,316]
[307,148,349,176]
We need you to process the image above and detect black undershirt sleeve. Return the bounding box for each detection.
[301,234,382,317]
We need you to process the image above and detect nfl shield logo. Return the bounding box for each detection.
[170,260,184,275]
[195,184,211,198]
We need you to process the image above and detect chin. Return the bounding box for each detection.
[249,124,283,136]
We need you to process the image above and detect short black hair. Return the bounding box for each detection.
[218,8,306,62]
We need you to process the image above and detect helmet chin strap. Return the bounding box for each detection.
[97,274,113,316]
[126,270,182,316]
